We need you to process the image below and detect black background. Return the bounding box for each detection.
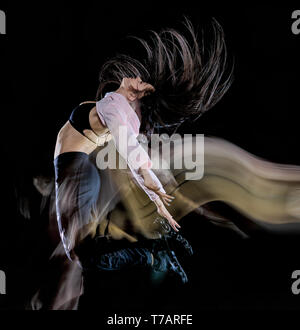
[1,1,300,314]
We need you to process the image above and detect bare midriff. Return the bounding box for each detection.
[54,104,109,159]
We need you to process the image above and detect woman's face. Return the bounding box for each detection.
[121,77,155,101]
[130,77,152,93]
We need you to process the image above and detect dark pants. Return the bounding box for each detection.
[54,152,101,260]
[54,151,153,268]
[75,235,153,272]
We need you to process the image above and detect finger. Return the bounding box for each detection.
[158,192,169,198]
[162,193,175,200]
[174,221,181,228]
[163,198,173,205]
[161,196,174,204]
[161,197,168,206]
[171,222,179,232]
[157,191,174,199]
[168,215,176,225]
[162,193,174,199]
[162,197,171,207]
[172,221,181,231]
[170,217,180,227]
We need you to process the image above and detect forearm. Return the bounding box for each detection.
[131,168,161,201]
[138,168,166,192]
[96,90,163,201]
[153,197,163,207]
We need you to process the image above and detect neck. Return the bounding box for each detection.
[129,99,140,113]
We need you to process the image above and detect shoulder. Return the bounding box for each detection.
[79,101,96,106]
[78,101,96,111]
[70,101,96,119]
[76,101,96,112]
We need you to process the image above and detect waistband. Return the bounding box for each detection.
[54,151,89,165]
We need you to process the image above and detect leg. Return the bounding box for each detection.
[54,152,101,260]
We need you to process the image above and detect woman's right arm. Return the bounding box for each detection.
[96,87,180,231]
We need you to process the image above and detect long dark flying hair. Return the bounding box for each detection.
[96,17,233,137]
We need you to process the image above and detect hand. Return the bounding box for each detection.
[154,198,181,232]
[116,77,155,102]
[156,190,175,207]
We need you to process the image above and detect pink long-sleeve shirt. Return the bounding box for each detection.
[96,91,166,201]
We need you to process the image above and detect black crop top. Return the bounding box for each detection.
[69,102,96,135]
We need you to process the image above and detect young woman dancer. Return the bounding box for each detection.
[53,17,231,265]
[30,17,232,309]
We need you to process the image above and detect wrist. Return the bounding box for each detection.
[154,197,163,207]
